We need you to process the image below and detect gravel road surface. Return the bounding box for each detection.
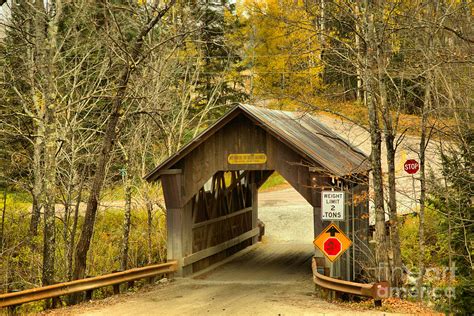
[47,188,403,316]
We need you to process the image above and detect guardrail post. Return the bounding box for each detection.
[7,304,18,316]
[85,289,93,301]
[83,275,94,301]
[51,296,61,309]
[113,284,120,295]
[374,299,382,307]
[110,270,121,295]
[6,289,20,315]
[127,281,134,289]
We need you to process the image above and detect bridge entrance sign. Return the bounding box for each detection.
[313,223,352,262]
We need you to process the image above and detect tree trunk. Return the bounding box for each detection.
[379,50,402,286]
[417,75,430,300]
[120,165,132,271]
[368,107,389,282]
[385,133,402,287]
[29,124,44,237]
[417,0,437,297]
[354,2,363,103]
[62,168,74,276]
[146,200,153,264]
[22,0,43,239]
[73,1,177,284]
[31,0,62,287]
[441,143,453,311]
[1,187,6,252]
[68,167,86,281]
[42,116,57,286]
[73,105,121,281]
[364,0,389,282]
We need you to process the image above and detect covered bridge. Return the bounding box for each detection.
[145,104,371,280]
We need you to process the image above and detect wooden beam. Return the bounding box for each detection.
[183,228,259,266]
[223,171,248,196]
[166,207,183,274]
[160,169,182,175]
[192,207,252,229]
[251,182,258,244]
[255,170,274,189]
[161,173,183,209]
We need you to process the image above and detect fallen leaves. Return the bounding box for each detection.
[337,297,442,315]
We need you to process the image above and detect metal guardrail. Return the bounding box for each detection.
[0,260,178,309]
[312,257,389,305]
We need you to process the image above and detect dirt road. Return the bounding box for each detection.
[46,188,402,316]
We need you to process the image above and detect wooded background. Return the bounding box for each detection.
[0,0,472,313]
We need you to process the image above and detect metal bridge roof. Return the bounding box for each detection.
[145,104,370,181]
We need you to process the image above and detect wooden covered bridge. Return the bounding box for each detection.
[145,104,371,281]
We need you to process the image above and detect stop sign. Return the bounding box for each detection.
[404,159,419,174]
[323,238,342,256]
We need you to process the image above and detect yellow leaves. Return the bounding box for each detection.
[137,0,146,5]
[353,190,370,206]
[33,90,45,113]
[241,0,323,98]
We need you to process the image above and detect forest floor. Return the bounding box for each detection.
[42,188,439,316]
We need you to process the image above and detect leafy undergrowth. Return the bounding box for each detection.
[337,297,442,315]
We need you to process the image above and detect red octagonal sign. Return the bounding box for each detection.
[324,237,342,256]
[404,159,420,174]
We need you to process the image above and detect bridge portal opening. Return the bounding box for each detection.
[258,172,314,243]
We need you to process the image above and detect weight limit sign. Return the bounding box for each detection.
[321,191,345,221]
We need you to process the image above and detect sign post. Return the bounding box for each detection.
[404,159,419,210]
[313,223,352,262]
[321,191,345,221]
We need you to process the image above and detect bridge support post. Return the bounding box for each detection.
[311,172,326,259]
[165,209,193,276]
[161,170,186,276]
[251,182,258,244]
[181,201,193,276]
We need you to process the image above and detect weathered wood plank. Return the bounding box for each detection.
[161,173,182,209]
[183,228,260,266]
[160,169,182,175]
[166,207,183,273]
[192,207,252,229]
[182,115,269,203]
[251,182,258,244]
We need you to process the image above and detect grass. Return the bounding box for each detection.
[259,172,289,192]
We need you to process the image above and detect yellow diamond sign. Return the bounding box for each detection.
[313,223,352,262]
